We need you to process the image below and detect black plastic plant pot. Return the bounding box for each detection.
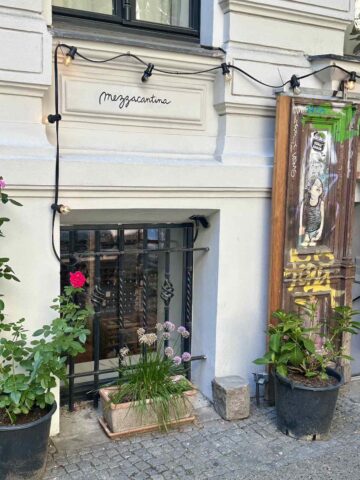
[0,402,57,479]
[275,368,342,440]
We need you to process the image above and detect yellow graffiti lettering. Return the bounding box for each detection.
[285,256,343,308]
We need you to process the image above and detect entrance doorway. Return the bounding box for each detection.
[60,223,195,409]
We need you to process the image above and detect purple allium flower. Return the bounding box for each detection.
[177,326,186,334]
[181,330,190,338]
[181,352,191,362]
[163,332,171,340]
[173,356,182,366]
[165,346,174,358]
[0,178,6,190]
[164,321,175,332]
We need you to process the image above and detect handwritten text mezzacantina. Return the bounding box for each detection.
[99,91,172,110]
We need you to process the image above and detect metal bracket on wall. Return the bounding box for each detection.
[253,372,269,406]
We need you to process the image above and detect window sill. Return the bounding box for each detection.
[50,19,224,59]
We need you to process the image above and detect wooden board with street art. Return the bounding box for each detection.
[269,96,360,380]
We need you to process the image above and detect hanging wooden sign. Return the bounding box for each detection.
[268,96,360,381]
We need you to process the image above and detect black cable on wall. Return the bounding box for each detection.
[48,43,359,262]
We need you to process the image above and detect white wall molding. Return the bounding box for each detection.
[215,101,276,117]
[0,1,43,14]
[0,8,51,85]
[5,186,271,198]
[1,157,273,192]
[44,38,221,158]
[0,81,48,98]
[219,0,353,29]
[60,74,207,130]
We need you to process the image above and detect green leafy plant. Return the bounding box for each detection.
[109,322,193,430]
[0,287,91,423]
[0,177,21,314]
[0,178,92,423]
[254,298,360,381]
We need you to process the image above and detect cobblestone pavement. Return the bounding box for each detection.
[45,384,360,480]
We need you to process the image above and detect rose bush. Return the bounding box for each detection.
[0,176,92,423]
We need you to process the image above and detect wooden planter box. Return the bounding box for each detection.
[99,386,196,439]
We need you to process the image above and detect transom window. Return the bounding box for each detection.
[53,0,200,40]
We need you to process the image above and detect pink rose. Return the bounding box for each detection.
[0,178,6,189]
[69,271,86,288]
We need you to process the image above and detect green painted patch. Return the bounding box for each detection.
[302,103,360,143]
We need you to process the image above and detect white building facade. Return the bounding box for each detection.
[1,0,360,434]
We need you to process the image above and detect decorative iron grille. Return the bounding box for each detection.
[60,223,204,410]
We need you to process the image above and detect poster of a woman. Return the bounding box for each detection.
[299,176,325,247]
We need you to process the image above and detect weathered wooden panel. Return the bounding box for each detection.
[269,96,360,380]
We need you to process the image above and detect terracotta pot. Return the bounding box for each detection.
[99,386,196,437]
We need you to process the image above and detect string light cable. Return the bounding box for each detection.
[48,43,359,262]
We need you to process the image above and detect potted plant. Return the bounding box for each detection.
[0,178,92,480]
[99,322,196,439]
[254,298,360,439]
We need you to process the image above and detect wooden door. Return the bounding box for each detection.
[268,96,360,381]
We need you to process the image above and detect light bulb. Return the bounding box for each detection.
[221,63,232,82]
[64,46,77,67]
[142,63,154,82]
[64,55,72,66]
[59,205,71,215]
[52,203,71,215]
[290,75,301,96]
[346,72,357,90]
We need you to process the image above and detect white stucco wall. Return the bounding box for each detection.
[0,0,356,434]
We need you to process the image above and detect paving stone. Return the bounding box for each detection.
[64,464,79,474]
[45,392,360,480]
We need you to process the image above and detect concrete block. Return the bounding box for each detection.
[212,376,250,420]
